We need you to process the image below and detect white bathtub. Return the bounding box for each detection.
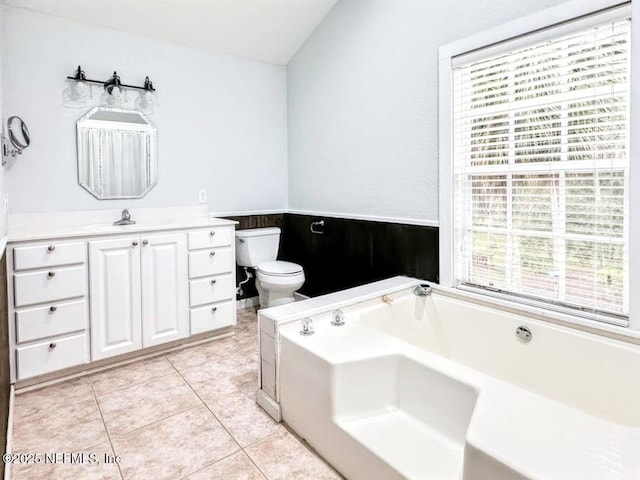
[257,277,640,480]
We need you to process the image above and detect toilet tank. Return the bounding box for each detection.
[235,227,281,267]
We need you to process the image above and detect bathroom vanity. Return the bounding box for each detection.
[4,206,237,384]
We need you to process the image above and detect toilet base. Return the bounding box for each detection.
[256,281,298,308]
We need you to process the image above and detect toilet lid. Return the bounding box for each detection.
[257,261,303,276]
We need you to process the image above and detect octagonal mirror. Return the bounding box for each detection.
[77,107,157,199]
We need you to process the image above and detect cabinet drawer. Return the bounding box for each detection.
[14,266,85,308]
[188,228,232,250]
[13,242,85,271]
[189,274,234,307]
[15,300,87,344]
[188,247,233,279]
[16,333,88,380]
[190,301,235,335]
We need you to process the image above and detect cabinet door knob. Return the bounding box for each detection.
[209,251,216,257]
[142,240,149,246]
[47,271,56,278]
[211,307,218,313]
[132,241,139,246]
[47,245,56,252]
[210,279,217,285]
[210,231,216,236]
[49,306,57,313]
[49,342,57,349]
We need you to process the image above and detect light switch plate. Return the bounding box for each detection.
[198,190,207,204]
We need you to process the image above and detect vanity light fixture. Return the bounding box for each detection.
[62,66,90,108]
[63,65,157,111]
[134,77,157,115]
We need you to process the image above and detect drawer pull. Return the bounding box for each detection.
[210,279,217,285]
[142,240,149,246]
[209,251,216,257]
[47,245,56,253]
[49,306,57,313]
[132,241,139,247]
[47,271,56,278]
[211,307,218,313]
[49,342,57,350]
[210,231,216,236]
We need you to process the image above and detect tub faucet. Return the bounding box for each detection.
[331,309,345,327]
[300,317,314,336]
[414,284,432,296]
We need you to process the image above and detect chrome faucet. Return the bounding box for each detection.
[331,309,345,327]
[300,317,314,336]
[113,208,136,226]
[414,284,432,296]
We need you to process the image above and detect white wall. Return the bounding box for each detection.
[2,7,288,215]
[287,0,567,224]
[0,4,5,236]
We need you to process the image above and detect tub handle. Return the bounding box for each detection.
[331,309,345,327]
[300,317,314,336]
[310,220,325,235]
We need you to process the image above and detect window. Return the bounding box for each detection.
[446,5,631,325]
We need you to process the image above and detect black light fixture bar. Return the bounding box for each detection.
[66,65,156,92]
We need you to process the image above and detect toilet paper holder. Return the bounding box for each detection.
[310,220,325,235]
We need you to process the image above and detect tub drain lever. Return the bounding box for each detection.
[300,317,314,336]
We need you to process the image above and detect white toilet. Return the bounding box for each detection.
[235,227,305,308]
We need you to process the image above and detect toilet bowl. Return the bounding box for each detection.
[235,227,306,308]
[256,261,305,307]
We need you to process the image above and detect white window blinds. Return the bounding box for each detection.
[452,11,630,322]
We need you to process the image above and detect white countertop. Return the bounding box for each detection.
[6,206,237,242]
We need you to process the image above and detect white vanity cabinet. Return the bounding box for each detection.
[90,233,189,360]
[89,236,143,360]
[187,228,236,335]
[6,217,236,384]
[8,241,90,381]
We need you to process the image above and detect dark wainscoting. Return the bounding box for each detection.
[223,213,439,300]
[224,213,285,231]
[280,214,439,297]
[222,214,285,300]
[0,254,9,472]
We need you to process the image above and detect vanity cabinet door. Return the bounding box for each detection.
[89,237,142,360]
[140,233,189,347]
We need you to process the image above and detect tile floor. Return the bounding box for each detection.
[10,308,343,480]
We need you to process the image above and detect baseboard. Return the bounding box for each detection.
[237,296,259,309]
[4,385,14,480]
[15,330,234,392]
[256,388,281,422]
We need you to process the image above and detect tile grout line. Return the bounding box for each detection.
[167,350,274,480]
[224,310,272,479]
[240,432,279,480]
[90,383,126,480]
[167,356,245,477]
[89,359,179,399]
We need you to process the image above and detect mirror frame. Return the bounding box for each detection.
[76,106,158,200]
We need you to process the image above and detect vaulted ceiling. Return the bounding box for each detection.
[4,0,338,64]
